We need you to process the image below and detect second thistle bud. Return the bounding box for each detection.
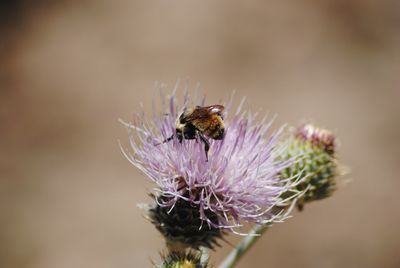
[158,251,208,268]
[281,124,338,210]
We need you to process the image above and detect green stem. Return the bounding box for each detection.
[218,224,271,268]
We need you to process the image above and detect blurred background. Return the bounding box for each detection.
[1,1,400,267]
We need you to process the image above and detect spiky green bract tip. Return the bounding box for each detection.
[281,124,338,210]
[146,194,225,251]
[158,251,208,268]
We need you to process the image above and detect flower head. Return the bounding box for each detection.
[121,88,298,234]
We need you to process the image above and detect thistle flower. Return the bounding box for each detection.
[121,87,300,247]
[280,124,338,210]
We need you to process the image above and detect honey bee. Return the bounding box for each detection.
[161,105,225,161]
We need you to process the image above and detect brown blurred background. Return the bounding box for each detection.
[1,1,400,267]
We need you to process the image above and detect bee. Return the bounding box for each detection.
[161,105,225,161]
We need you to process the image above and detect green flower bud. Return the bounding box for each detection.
[158,251,208,268]
[281,124,338,210]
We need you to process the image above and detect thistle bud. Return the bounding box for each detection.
[158,251,208,268]
[281,124,338,210]
[145,194,224,251]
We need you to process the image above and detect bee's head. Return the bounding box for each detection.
[177,107,192,123]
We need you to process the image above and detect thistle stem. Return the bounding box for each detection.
[218,224,271,268]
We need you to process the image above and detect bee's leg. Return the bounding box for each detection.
[154,134,174,146]
[162,135,174,143]
[176,132,183,143]
[198,132,210,161]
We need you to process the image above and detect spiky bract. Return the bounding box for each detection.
[149,194,224,250]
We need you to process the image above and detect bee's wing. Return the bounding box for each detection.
[180,106,209,123]
[180,105,225,123]
[206,105,224,115]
